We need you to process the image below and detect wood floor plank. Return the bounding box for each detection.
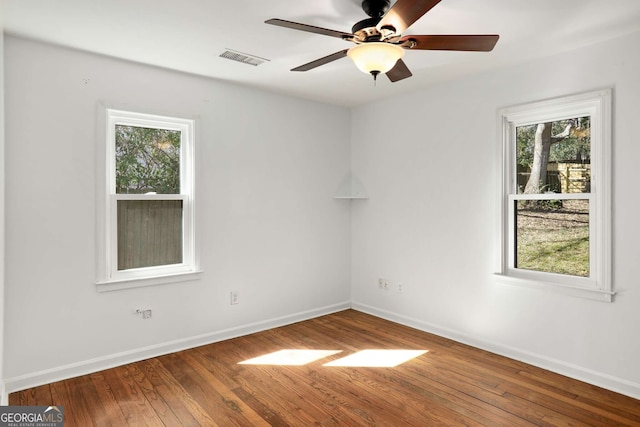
[159,351,267,426]
[141,357,218,426]
[88,371,130,426]
[498,380,638,426]
[9,310,639,426]
[103,365,164,426]
[8,384,52,406]
[124,361,185,426]
[180,350,270,426]
[50,379,97,427]
[518,369,640,420]
[235,364,342,425]
[380,363,539,426]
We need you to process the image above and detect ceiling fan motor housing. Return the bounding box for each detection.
[353,0,394,40]
[361,0,390,18]
[351,17,381,34]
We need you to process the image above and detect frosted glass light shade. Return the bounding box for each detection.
[347,42,405,75]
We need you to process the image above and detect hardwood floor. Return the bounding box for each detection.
[9,310,640,426]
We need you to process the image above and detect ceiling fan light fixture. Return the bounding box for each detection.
[347,42,404,77]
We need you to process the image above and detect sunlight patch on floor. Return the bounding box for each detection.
[239,349,342,366]
[323,349,428,367]
[238,349,428,367]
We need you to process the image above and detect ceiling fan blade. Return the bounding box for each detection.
[378,0,441,34]
[291,49,350,72]
[401,34,499,51]
[386,59,412,82]
[265,18,353,40]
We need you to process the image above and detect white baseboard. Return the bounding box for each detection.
[3,301,351,397]
[351,301,640,400]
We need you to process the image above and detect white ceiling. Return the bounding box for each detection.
[3,0,640,107]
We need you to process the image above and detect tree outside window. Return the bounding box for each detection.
[515,117,591,277]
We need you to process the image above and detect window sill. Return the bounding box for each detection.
[96,270,203,292]
[494,273,614,302]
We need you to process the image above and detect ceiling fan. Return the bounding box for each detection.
[266,0,499,83]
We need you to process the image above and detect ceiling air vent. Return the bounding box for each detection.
[219,49,269,66]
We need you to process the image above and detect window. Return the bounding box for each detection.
[497,90,612,301]
[98,109,198,290]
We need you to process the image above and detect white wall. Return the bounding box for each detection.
[350,30,640,398]
[3,36,351,390]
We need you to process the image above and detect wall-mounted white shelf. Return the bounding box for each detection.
[334,174,368,199]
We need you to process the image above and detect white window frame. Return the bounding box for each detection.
[97,108,200,291]
[496,89,613,302]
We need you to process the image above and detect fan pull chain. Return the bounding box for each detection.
[371,70,380,85]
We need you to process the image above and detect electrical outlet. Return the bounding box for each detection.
[378,278,389,290]
[230,291,239,305]
[397,283,404,293]
[136,309,152,319]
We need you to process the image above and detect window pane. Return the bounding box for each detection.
[115,125,181,194]
[515,199,589,277]
[117,200,183,270]
[516,117,591,194]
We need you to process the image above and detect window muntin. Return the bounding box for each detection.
[100,109,197,287]
[498,90,612,301]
